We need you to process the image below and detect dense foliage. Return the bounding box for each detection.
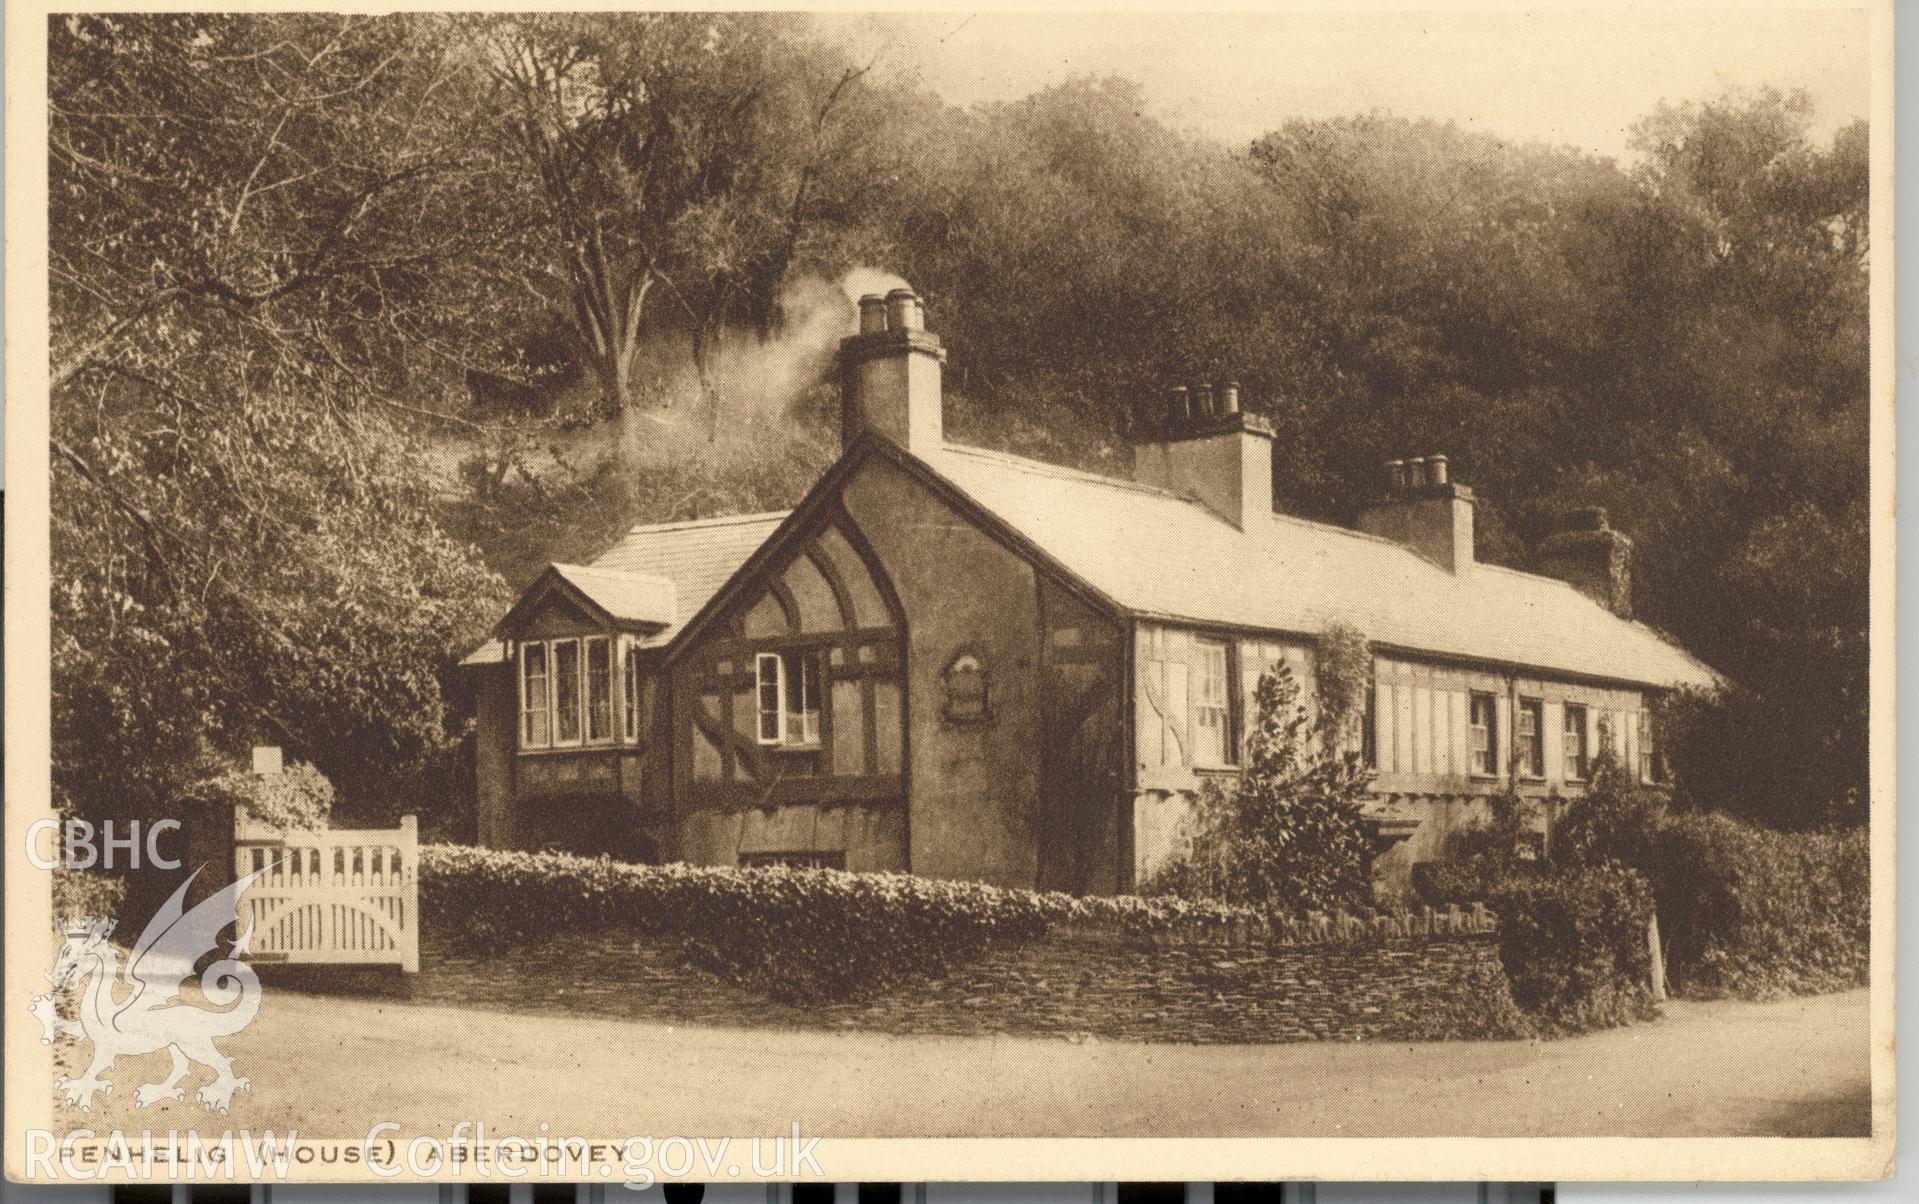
[184,762,336,834]
[1422,754,1869,1004]
[1484,863,1658,1035]
[50,14,517,831]
[1643,813,1869,999]
[50,15,1867,843]
[1145,661,1374,912]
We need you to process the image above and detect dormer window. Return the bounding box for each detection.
[756,649,822,748]
[518,635,616,750]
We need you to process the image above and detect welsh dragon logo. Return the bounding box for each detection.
[33,865,271,1114]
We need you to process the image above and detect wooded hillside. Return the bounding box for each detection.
[49,13,1868,833]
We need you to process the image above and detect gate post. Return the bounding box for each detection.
[400,814,420,972]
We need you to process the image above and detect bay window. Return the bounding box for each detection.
[517,635,617,750]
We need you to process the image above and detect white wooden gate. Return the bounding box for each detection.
[234,815,420,971]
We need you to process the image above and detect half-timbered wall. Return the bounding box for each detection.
[668,507,908,871]
[1369,656,1651,877]
[1131,624,1315,887]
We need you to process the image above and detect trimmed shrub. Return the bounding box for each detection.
[1485,861,1657,1035]
[420,844,1284,1003]
[1645,811,1868,999]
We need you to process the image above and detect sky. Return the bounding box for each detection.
[812,6,1873,162]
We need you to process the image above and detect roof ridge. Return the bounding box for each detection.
[555,562,672,580]
[622,509,792,536]
[933,440,1194,502]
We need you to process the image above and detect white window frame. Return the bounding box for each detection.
[1192,639,1231,767]
[756,648,823,749]
[623,641,643,743]
[519,641,551,748]
[756,652,785,745]
[1563,703,1589,781]
[1469,691,1496,777]
[1517,698,1545,779]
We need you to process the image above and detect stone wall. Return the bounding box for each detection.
[381,908,1515,1045]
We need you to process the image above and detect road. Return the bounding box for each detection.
[53,987,1872,1140]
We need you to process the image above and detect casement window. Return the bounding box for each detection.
[1516,698,1545,778]
[520,642,551,746]
[755,649,823,748]
[1563,703,1590,781]
[517,635,617,750]
[1193,639,1231,766]
[623,644,642,742]
[1469,692,1497,777]
[1638,710,1659,783]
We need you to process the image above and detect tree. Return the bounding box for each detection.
[50,14,519,833]
[473,13,884,426]
[1146,659,1375,913]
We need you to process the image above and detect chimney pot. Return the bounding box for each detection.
[857,293,887,334]
[1169,385,1191,424]
[1407,456,1428,488]
[1429,454,1450,486]
[1386,458,1407,491]
[1221,381,1241,414]
[1195,382,1216,418]
[884,287,924,332]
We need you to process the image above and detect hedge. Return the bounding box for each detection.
[419,844,1313,1003]
[1644,812,1869,999]
[420,844,1516,1009]
[52,867,126,922]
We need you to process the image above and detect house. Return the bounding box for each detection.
[461,287,1718,893]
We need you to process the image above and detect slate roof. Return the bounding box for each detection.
[919,442,1719,690]
[549,563,677,627]
[466,441,1715,691]
[460,511,789,666]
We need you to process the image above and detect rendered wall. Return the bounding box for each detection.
[841,456,1046,888]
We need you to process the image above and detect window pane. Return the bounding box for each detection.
[1194,641,1229,764]
[1518,700,1543,777]
[757,653,783,743]
[624,646,641,741]
[1470,693,1493,775]
[1564,705,1586,779]
[783,650,821,746]
[553,640,582,743]
[586,637,613,741]
[521,643,550,746]
[1639,711,1656,781]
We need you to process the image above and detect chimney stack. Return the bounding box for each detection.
[1132,377,1275,531]
[1539,507,1633,617]
[1357,452,1476,574]
[840,285,945,454]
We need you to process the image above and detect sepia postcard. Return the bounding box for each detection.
[3,0,1895,1188]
